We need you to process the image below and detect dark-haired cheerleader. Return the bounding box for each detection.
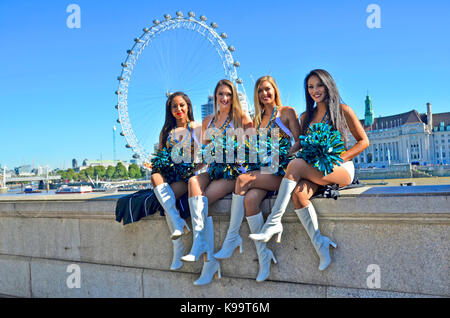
[150,92,201,271]
[181,79,253,285]
[214,75,301,282]
[250,69,370,271]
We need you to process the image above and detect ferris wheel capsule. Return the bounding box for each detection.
[117,119,121,123]
[220,32,227,39]
[176,11,183,18]
[120,132,125,137]
[125,144,132,149]
[134,38,144,43]
[236,78,243,84]
[115,104,119,109]
[188,11,195,18]
[143,27,150,33]
[233,61,240,67]
[164,14,171,20]
[117,76,124,81]
[133,154,140,159]
[127,50,134,55]
[228,45,235,52]
[210,22,218,29]
[121,62,128,68]
[200,15,207,21]
[153,19,160,25]
[115,90,122,95]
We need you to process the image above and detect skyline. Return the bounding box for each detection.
[1,0,449,169]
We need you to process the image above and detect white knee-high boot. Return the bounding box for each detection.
[181,196,208,262]
[295,203,337,271]
[247,212,277,282]
[164,214,185,270]
[214,193,245,259]
[154,183,190,239]
[249,178,297,243]
[194,216,221,285]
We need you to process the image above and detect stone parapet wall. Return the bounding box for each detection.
[0,186,449,298]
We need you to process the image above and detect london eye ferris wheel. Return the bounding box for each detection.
[115,11,250,168]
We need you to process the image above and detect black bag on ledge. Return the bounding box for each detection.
[115,188,190,226]
[313,177,365,200]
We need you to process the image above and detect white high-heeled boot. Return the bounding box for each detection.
[295,203,337,271]
[164,214,185,270]
[214,193,244,259]
[247,212,277,282]
[249,178,297,243]
[181,196,208,262]
[194,216,221,286]
[154,183,190,240]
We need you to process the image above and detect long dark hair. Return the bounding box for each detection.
[160,92,194,148]
[301,69,348,136]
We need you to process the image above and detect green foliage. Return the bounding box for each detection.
[128,163,142,179]
[56,162,143,181]
[106,166,115,179]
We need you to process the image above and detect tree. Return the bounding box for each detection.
[114,162,128,180]
[84,166,95,178]
[94,166,106,179]
[66,168,77,181]
[128,163,142,179]
[106,166,115,180]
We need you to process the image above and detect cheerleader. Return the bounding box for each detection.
[214,76,301,282]
[151,92,201,271]
[181,79,253,285]
[250,69,370,271]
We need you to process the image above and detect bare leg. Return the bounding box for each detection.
[235,171,283,217]
[204,179,236,206]
[291,180,319,210]
[188,173,211,198]
[151,173,165,188]
[285,158,352,188]
[244,188,268,217]
[169,181,188,200]
[235,171,282,196]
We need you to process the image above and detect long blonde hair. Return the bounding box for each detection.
[213,79,244,129]
[253,76,283,128]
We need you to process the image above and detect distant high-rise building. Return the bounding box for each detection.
[201,95,214,120]
[72,159,78,169]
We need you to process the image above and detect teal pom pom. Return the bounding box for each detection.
[246,135,294,176]
[296,123,345,176]
[151,146,196,184]
[204,135,243,180]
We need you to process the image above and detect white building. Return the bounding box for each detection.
[350,98,450,167]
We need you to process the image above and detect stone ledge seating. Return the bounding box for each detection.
[0,185,449,298]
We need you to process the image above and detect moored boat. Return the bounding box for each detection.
[56,185,93,194]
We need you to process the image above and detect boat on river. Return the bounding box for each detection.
[56,185,93,194]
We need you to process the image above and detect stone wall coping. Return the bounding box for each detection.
[0,186,449,224]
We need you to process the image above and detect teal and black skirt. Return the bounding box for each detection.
[150,146,197,184]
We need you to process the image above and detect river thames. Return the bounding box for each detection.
[1,176,450,197]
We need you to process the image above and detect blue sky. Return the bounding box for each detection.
[1,0,449,170]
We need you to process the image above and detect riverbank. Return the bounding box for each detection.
[360,176,450,187]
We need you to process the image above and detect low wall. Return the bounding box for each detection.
[0,185,449,298]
